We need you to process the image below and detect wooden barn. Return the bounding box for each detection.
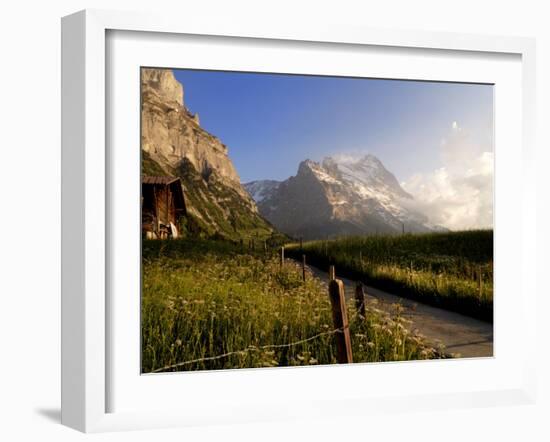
[141,176,187,239]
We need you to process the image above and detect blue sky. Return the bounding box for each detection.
[173,69,493,185]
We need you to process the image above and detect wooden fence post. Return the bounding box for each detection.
[302,254,307,282]
[280,246,285,268]
[329,279,353,364]
[355,282,366,318]
[359,250,363,272]
[300,237,303,250]
[478,266,483,298]
[329,265,335,281]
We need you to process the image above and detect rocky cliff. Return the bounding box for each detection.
[141,68,273,239]
[141,69,244,191]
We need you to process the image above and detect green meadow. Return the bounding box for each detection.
[141,240,441,373]
[286,230,493,322]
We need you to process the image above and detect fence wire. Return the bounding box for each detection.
[151,264,375,374]
[151,326,349,373]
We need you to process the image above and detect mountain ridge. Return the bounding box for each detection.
[245,154,442,240]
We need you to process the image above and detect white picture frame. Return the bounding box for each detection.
[61,9,537,433]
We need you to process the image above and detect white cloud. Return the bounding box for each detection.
[402,122,493,230]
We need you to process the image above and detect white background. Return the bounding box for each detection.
[109,30,524,415]
[0,0,548,441]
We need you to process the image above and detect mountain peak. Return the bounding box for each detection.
[332,154,412,200]
[297,159,340,185]
[141,68,184,107]
[359,153,383,166]
[298,159,323,177]
[298,158,318,171]
[245,153,425,239]
[330,153,382,168]
[249,153,431,239]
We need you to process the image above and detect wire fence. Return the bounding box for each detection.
[151,259,371,373]
[151,326,353,373]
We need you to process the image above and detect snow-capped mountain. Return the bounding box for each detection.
[242,180,280,203]
[244,154,441,240]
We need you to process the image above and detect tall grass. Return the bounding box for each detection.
[286,230,493,322]
[142,239,441,373]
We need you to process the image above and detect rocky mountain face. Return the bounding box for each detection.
[141,68,273,239]
[245,155,439,240]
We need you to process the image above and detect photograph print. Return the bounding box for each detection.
[140,67,493,373]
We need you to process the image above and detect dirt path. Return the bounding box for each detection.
[302,262,493,359]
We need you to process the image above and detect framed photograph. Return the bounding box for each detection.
[61,9,537,433]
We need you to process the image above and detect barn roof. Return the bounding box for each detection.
[141,175,186,214]
[141,176,181,185]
